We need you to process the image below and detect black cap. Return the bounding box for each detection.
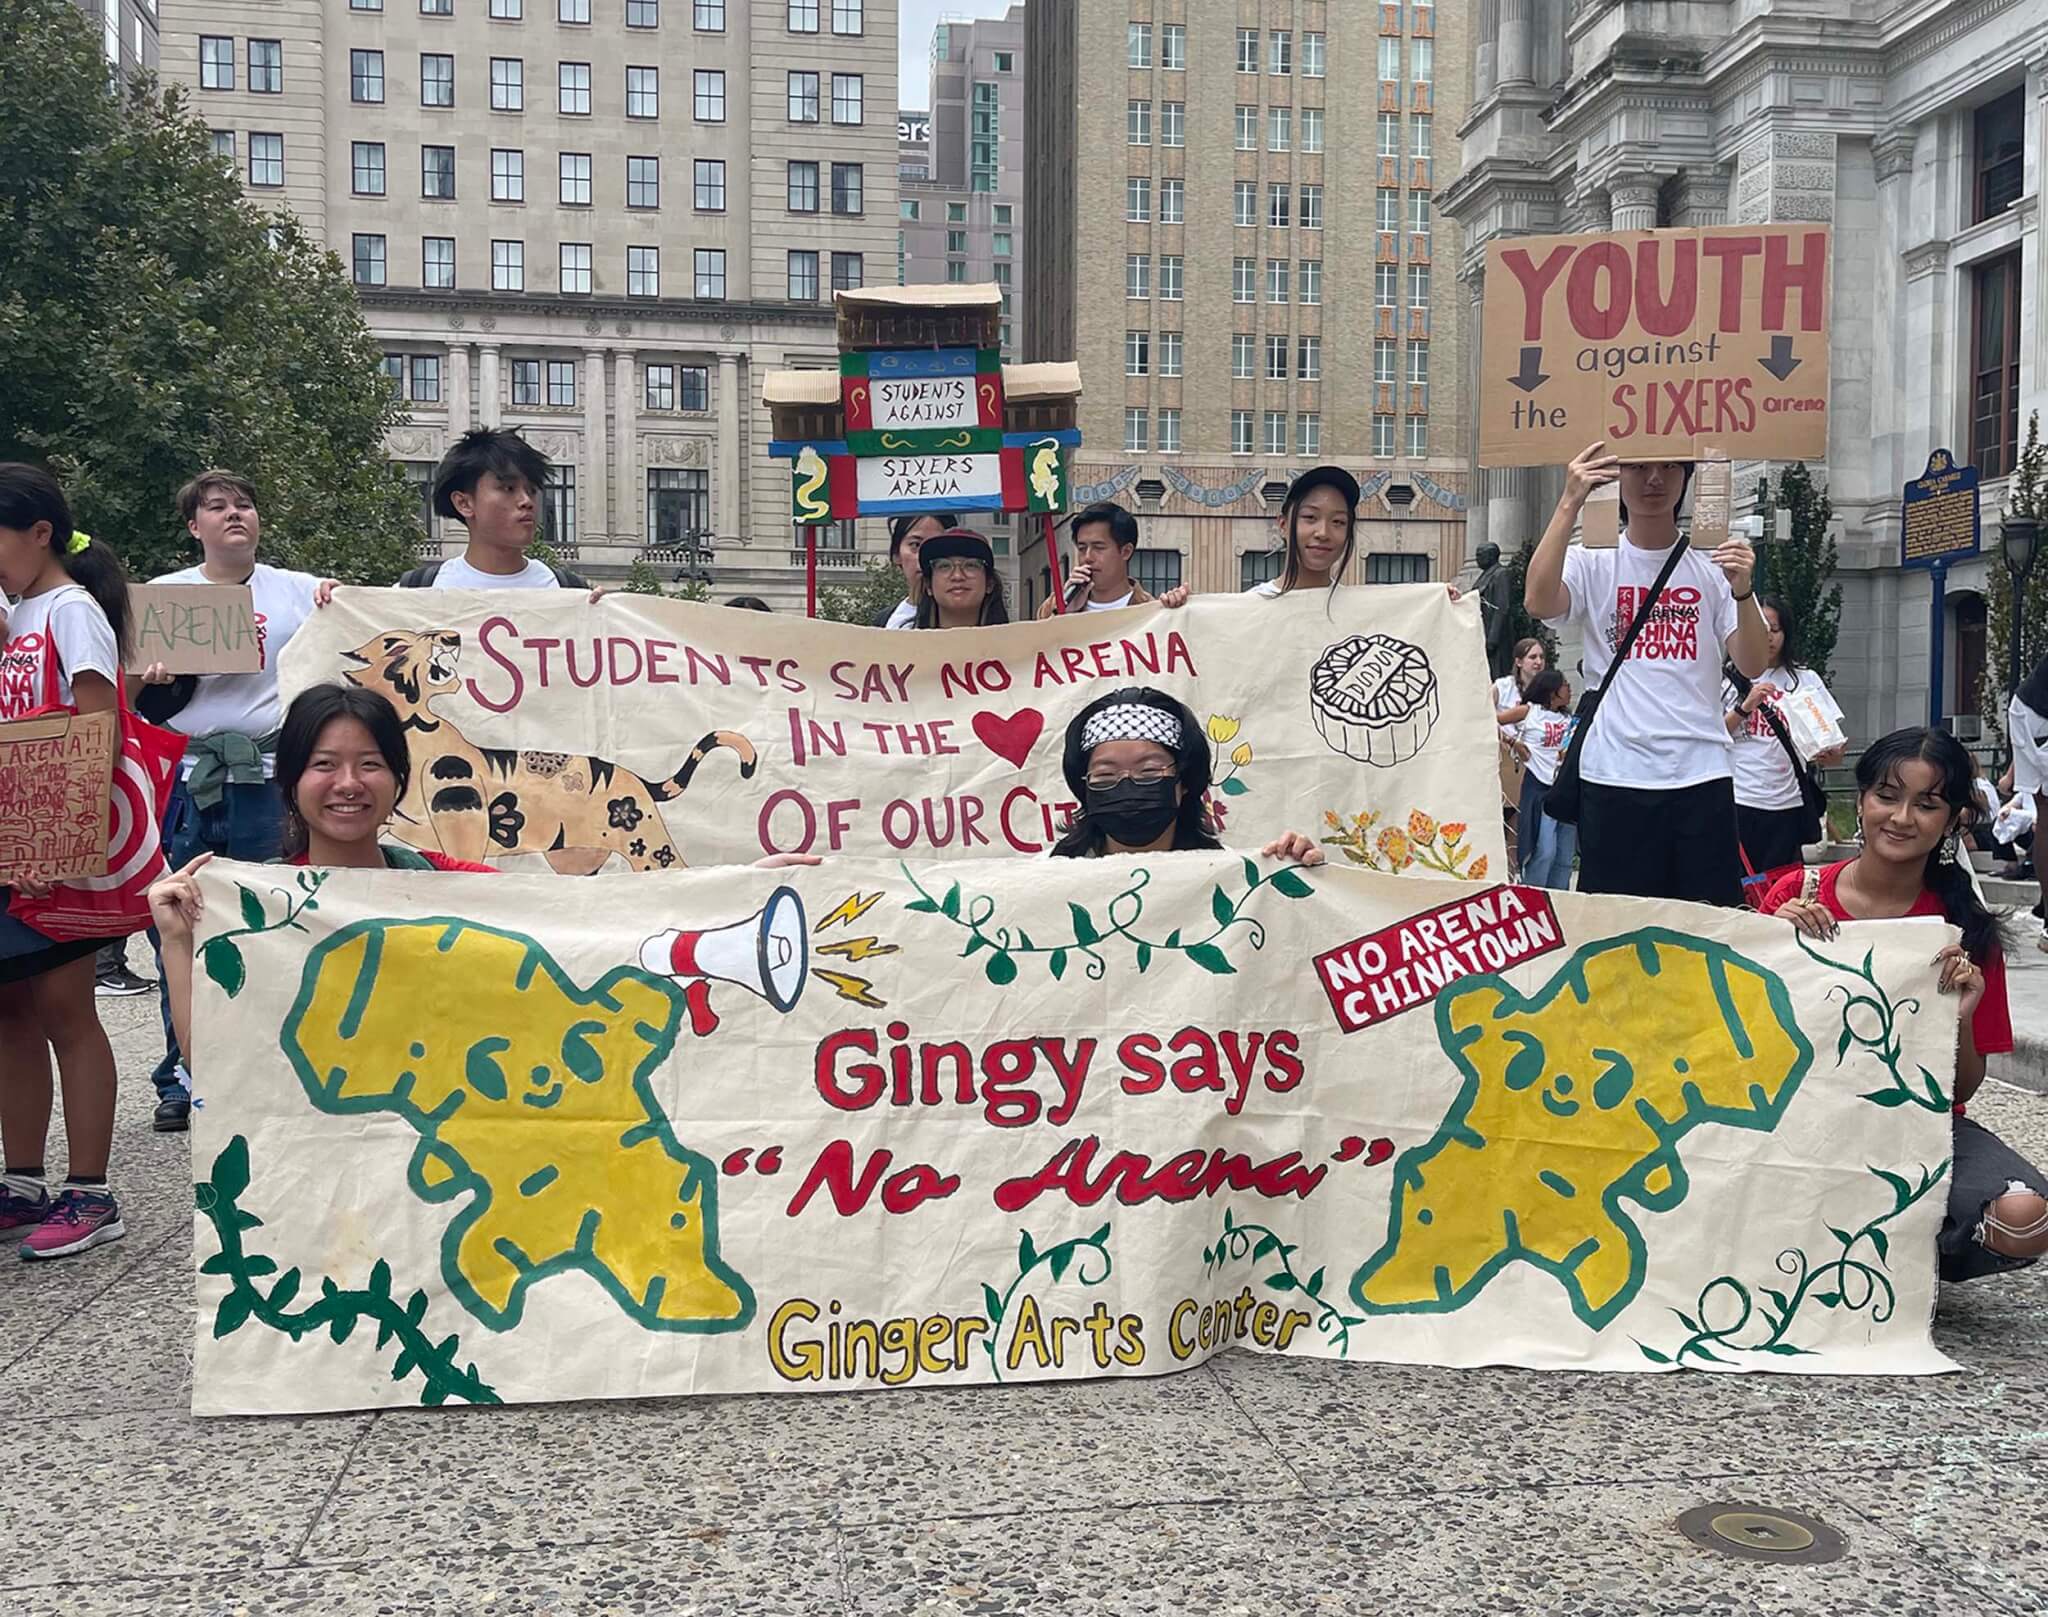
[918,529,996,572]
[1283,465,1361,516]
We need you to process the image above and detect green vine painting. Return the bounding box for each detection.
[976,1224,1114,1382]
[1205,1207,1364,1356]
[903,857,1315,984]
[1798,935,1950,1110]
[202,869,328,998]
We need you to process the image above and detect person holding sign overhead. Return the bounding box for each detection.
[1523,444,1769,905]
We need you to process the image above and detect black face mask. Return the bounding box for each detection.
[1087,776,1180,848]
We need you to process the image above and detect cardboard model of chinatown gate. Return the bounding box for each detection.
[764,284,1082,614]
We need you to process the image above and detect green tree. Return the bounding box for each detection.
[621,557,667,596]
[1753,462,1841,681]
[818,557,907,626]
[0,0,418,584]
[1982,412,2048,747]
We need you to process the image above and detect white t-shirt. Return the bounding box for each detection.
[1514,707,1575,787]
[152,564,320,771]
[1723,666,1841,811]
[432,555,560,590]
[1546,537,1739,790]
[1084,589,1138,612]
[1243,580,1285,599]
[884,598,917,629]
[0,584,120,719]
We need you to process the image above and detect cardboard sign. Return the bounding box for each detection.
[1900,449,1981,571]
[0,710,115,881]
[1690,452,1734,549]
[1480,226,1831,467]
[187,854,1957,1416]
[127,584,262,674]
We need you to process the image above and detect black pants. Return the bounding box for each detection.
[1736,803,1810,877]
[1577,778,1743,907]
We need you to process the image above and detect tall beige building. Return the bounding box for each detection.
[158,0,898,602]
[1023,0,1470,611]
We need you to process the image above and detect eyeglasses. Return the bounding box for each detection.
[929,558,985,577]
[1085,767,1177,790]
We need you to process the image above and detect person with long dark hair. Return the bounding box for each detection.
[2008,651,2048,952]
[1242,467,1361,598]
[1763,727,2045,1285]
[875,511,960,628]
[1506,669,1577,889]
[0,464,136,1259]
[1724,593,1847,892]
[1050,687,1320,864]
[909,530,1010,629]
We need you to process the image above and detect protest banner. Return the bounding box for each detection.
[0,710,115,882]
[1480,225,1831,467]
[188,854,1957,1416]
[279,588,1505,878]
[126,584,263,675]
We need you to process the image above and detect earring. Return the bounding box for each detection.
[1938,833,1959,866]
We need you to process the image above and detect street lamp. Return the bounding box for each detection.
[2002,512,2040,696]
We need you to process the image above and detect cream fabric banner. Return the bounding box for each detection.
[277,588,1502,877]
[190,855,1957,1416]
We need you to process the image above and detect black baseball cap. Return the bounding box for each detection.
[1283,465,1362,516]
[917,529,997,573]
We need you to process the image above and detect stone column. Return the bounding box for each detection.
[1608,173,1661,232]
[1474,0,1500,104]
[716,352,742,543]
[1565,185,1610,233]
[613,351,639,549]
[1670,168,1731,229]
[582,348,610,545]
[1498,0,1533,88]
[476,343,502,428]
[446,344,472,437]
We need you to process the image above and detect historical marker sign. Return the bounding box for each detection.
[1479,225,1832,467]
[1900,448,1981,571]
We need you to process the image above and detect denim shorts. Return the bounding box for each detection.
[0,899,107,986]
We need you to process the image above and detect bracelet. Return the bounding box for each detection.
[1734,589,1755,602]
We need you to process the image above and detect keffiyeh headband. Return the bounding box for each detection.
[1081,703,1183,756]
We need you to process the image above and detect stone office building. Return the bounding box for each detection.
[1445,0,2046,741]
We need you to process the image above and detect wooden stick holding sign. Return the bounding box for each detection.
[126,584,263,675]
[0,710,116,882]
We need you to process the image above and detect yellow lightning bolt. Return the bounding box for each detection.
[815,891,883,932]
[817,936,900,963]
[815,969,886,1008]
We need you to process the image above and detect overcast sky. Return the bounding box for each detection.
[897,0,1018,112]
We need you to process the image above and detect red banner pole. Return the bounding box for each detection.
[805,524,819,618]
[1042,512,1065,614]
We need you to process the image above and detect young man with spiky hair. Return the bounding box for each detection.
[400,429,595,592]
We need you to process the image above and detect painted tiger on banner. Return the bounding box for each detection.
[341,629,757,874]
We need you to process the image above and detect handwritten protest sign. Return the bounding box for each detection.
[188,855,1956,1416]
[0,710,115,882]
[127,585,262,675]
[1480,225,1831,467]
[280,589,1505,878]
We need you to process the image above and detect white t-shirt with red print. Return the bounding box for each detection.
[1723,665,1843,810]
[1545,536,1739,791]
[151,563,320,776]
[1513,707,1576,786]
[0,584,120,718]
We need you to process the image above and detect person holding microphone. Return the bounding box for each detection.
[1036,503,1189,617]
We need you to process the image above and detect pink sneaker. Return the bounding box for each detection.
[18,1186,124,1261]
[0,1179,50,1236]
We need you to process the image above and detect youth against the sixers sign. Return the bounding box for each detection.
[1479,225,1831,467]
[279,589,1504,879]
[188,855,1956,1415]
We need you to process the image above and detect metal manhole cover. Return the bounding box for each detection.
[1676,1503,1846,1564]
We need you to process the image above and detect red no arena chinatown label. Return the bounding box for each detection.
[1314,885,1565,1034]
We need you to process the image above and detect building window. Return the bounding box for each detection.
[1298,414,1322,457]
[626,0,656,22]
[970,79,999,190]
[1231,334,1254,378]
[1375,339,1396,385]
[1160,177,1183,223]
[390,356,441,404]
[423,144,456,198]
[557,0,588,20]
[1132,549,1182,595]
[628,245,659,297]
[1159,256,1182,300]
[1412,115,1432,157]
[352,0,383,11]
[1126,177,1151,222]
[946,261,966,284]
[210,130,235,165]
[559,61,590,114]
[694,248,725,298]
[1373,416,1395,457]
[788,249,819,300]
[1126,330,1149,376]
[1408,342,1431,391]
[1303,31,1325,77]
[1412,38,1432,83]
[1269,30,1291,74]
[351,49,385,103]
[1231,410,1254,455]
[1268,107,1290,151]
[831,162,863,214]
[249,38,282,93]
[1377,189,1398,232]
[1267,259,1289,303]
[200,35,233,89]
[403,461,434,533]
[423,236,455,287]
[831,0,862,33]
[649,468,710,546]
[1241,549,1282,590]
[352,234,386,286]
[1160,101,1184,147]
[542,467,576,550]
[544,359,576,407]
[645,365,676,409]
[1410,194,1430,237]
[560,241,592,293]
[1263,411,1288,456]
[627,154,658,208]
[994,229,1014,256]
[1369,552,1429,585]
[1128,22,1151,67]
[352,142,386,196]
[1302,107,1324,154]
[489,0,520,16]
[1233,258,1255,302]
[490,147,524,201]
[787,160,818,211]
[491,238,523,290]
[1124,408,1148,452]
[694,0,723,26]
[831,72,863,123]
[993,49,1012,71]
[248,132,283,187]
[788,71,819,122]
[694,157,725,210]
[1298,335,1320,381]
[1971,251,2022,478]
[1376,263,1398,307]
[1234,180,1256,228]
[559,151,591,205]
[1378,37,1399,79]
[489,57,522,111]
[1127,100,1150,145]
[832,252,862,291]
[788,0,817,28]
[1158,409,1181,453]
[510,360,542,406]
[1126,254,1150,299]
[1265,335,1288,381]
[1233,105,1256,150]
[1408,264,1429,308]
[1406,417,1429,458]
[946,229,967,254]
[1379,114,1400,159]
[1159,331,1182,377]
[422,53,454,106]
[1269,183,1290,228]
[1975,89,2025,222]
[1302,185,1323,230]
[1162,23,1185,69]
[679,366,709,410]
[1235,28,1257,72]
[1301,259,1322,305]
[626,65,658,118]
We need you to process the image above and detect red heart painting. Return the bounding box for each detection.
[972,708,1044,768]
